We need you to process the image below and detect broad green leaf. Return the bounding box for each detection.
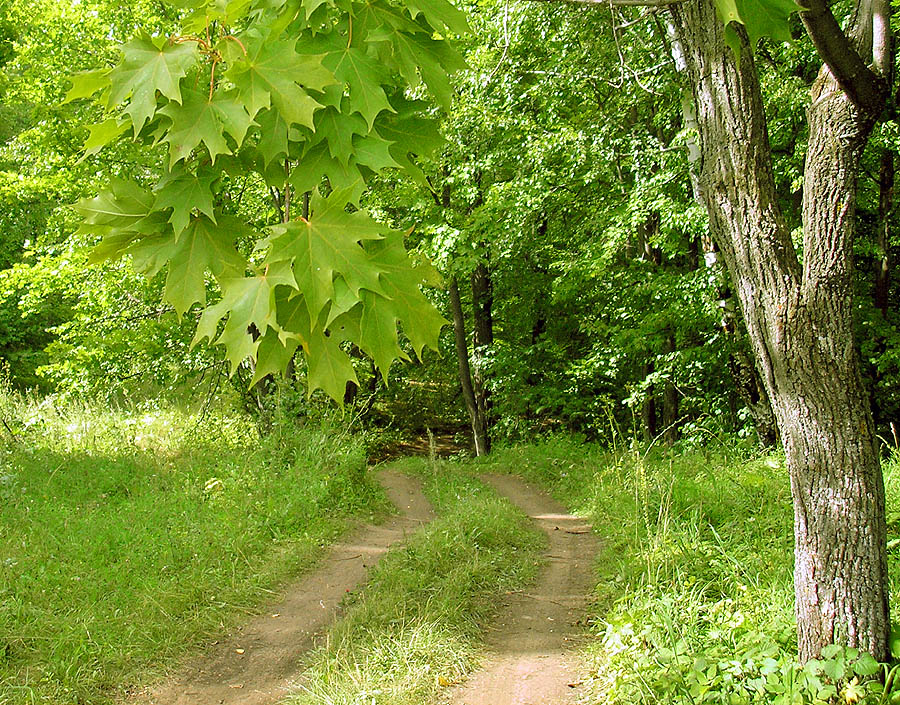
[225,34,332,128]
[252,326,301,384]
[264,188,386,324]
[79,118,129,160]
[403,0,469,34]
[255,109,291,166]
[314,107,367,165]
[77,178,156,238]
[306,323,358,402]
[109,34,199,133]
[64,68,111,104]
[164,216,247,315]
[714,0,797,56]
[357,289,406,377]
[353,134,401,171]
[365,229,447,357]
[391,31,466,110]
[323,46,394,129]
[159,89,237,166]
[194,273,277,371]
[154,166,218,234]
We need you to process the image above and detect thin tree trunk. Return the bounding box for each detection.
[471,261,494,453]
[449,277,489,456]
[875,149,893,315]
[670,0,890,661]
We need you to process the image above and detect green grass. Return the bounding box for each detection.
[478,437,900,704]
[0,396,387,705]
[285,457,545,705]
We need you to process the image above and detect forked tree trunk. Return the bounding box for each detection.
[670,0,890,661]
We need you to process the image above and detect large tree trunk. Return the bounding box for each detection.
[670,0,889,661]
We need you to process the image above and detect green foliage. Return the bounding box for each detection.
[0,389,383,704]
[73,0,462,402]
[287,460,544,704]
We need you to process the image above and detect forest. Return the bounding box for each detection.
[3,0,900,703]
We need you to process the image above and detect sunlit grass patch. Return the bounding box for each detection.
[0,392,384,705]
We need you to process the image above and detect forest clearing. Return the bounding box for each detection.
[4,0,900,702]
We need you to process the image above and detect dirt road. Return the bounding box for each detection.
[444,474,598,705]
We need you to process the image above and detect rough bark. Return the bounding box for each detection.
[449,276,490,456]
[669,0,889,661]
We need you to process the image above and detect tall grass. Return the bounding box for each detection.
[0,388,385,705]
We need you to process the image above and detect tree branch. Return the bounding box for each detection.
[797,0,889,115]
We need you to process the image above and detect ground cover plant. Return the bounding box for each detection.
[286,457,545,705]
[478,437,900,704]
[0,389,386,705]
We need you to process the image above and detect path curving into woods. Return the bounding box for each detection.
[443,474,598,705]
[131,469,434,705]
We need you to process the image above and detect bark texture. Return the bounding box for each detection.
[670,0,889,661]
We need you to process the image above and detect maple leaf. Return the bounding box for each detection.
[163,215,247,316]
[365,230,447,358]
[714,0,797,55]
[403,0,470,35]
[224,33,332,128]
[194,274,278,372]
[154,165,218,235]
[264,188,386,325]
[314,107,368,166]
[160,89,255,166]
[75,178,153,243]
[357,290,407,378]
[306,324,358,402]
[323,46,394,129]
[64,68,111,104]
[391,31,467,110]
[79,118,130,161]
[108,34,198,134]
[354,134,401,171]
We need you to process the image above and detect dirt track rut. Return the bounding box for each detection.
[133,469,433,705]
[444,473,598,705]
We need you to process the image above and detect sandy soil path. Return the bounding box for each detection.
[131,469,433,705]
[444,474,598,705]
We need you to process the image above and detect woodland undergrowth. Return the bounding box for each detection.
[481,437,900,705]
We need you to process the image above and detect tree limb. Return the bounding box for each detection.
[797,0,889,115]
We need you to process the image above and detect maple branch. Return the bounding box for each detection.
[796,0,889,114]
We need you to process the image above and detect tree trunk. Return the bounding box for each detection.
[875,148,893,316]
[670,0,889,661]
[662,329,679,446]
[449,276,490,456]
[471,261,494,453]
